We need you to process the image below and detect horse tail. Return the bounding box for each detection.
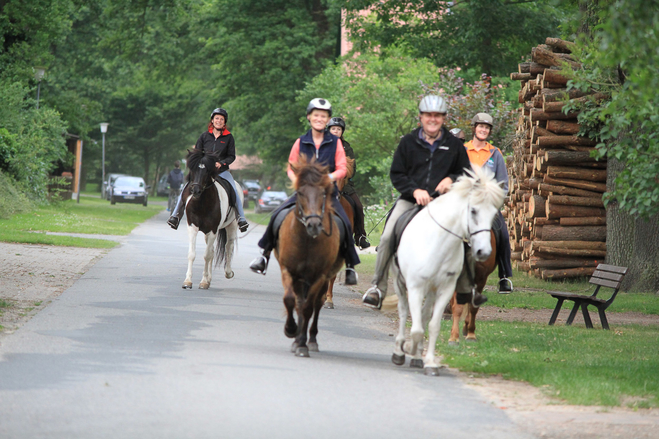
[214,228,228,268]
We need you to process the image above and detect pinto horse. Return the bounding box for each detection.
[181,148,243,289]
[390,167,505,376]
[276,157,344,357]
[448,231,497,345]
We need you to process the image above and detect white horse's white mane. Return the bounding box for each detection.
[451,166,505,209]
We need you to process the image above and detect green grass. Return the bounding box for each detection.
[0,299,12,309]
[0,195,163,247]
[438,320,659,408]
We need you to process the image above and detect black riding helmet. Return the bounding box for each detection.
[327,117,346,131]
[210,108,229,122]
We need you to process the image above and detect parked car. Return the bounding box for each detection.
[156,174,169,197]
[103,173,127,200]
[255,190,287,213]
[241,179,261,201]
[110,176,150,206]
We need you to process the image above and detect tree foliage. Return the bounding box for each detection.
[344,0,569,76]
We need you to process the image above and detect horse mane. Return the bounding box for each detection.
[452,166,505,209]
[186,148,220,172]
[290,155,332,192]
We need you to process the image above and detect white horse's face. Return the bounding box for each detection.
[467,201,498,262]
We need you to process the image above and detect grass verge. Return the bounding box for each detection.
[439,320,659,408]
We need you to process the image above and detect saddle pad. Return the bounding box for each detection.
[214,177,237,207]
[389,205,423,256]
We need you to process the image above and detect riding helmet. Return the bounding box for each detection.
[327,117,346,131]
[210,108,229,122]
[472,113,494,128]
[306,98,332,116]
[418,95,448,114]
[449,128,465,140]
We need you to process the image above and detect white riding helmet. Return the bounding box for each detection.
[306,98,332,116]
[419,95,448,114]
[472,112,494,128]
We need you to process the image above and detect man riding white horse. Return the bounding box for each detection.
[362,95,476,309]
[167,108,249,233]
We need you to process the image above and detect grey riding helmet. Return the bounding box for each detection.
[449,128,465,140]
[418,95,448,113]
[327,117,345,130]
[210,108,229,122]
[306,98,332,116]
[472,112,494,128]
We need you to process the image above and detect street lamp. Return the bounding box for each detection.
[100,123,109,199]
[34,67,46,109]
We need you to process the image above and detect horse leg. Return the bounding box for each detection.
[183,225,198,289]
[424,290,454,376]
[449,293,464,346]
[224,222,238,279]
[407,287,425,369]
[199,232,217,289]
[294,277,326,358]
[392,285,408,366]
[308,281,328,352]
[324,275,336,309]
[464,303,480,342]
[281,269,298,340]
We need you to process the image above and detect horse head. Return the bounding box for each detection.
[186,149,219,199]
[452,167,506,262]
[290,156,333,239]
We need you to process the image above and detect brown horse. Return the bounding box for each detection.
[448,231,497,345]
[275,157,344,357]
[324,157,355,310]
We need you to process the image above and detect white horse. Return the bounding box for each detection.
[182,149,243,289]
[391,167,505,376]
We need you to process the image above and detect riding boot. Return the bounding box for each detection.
[357,234,371,249]
[249,249,271,275]
[345,265,358,285]
[167,182,189,230]
[362,286,384,310]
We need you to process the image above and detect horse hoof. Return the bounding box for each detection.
[410,359,423,369]
[199,282,209,289]
[290,341,298,352]
[465,337,478,343]
[284,326,298,339]
[424,367,441,376]
[182,282,192,289]
[225,271,234,279]
[308,342,319,352]
[392,353,405,366]
[296,346,310,357]
[324,302,334,309]
[448,340,460,347]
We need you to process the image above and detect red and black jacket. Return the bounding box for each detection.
[195,128,236,170]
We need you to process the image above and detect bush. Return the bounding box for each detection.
[0,171,34,219]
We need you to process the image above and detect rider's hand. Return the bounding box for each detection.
[215,162,222,170]
[413,189,431,206]
[435,177,453,195]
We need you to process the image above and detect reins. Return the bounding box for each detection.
[295,191,333,237]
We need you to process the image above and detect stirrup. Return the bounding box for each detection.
[362,286,383,310]
[249,255,268,275]
[498,278,513,294]
[167,216,180,230]
[238,218,249,233]
[345,267,358,285]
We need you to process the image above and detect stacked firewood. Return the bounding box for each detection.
[505,37,608,280]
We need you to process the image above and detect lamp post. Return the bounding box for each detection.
[100,123,109,198]
[34,67,46,109]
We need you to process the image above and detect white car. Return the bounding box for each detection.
[110,176,149,206]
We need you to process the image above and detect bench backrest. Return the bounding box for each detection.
[589,264,628,305]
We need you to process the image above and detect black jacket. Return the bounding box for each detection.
[390,126,471,202]
[194,129,236,170]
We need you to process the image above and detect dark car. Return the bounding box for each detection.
[110,176,150,206]
[242,180,261,201]
[156,174,169,197]
[255,190,287,213]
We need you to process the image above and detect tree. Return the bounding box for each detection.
[344,0,570,76]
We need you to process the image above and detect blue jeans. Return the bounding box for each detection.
[218,170,245,220]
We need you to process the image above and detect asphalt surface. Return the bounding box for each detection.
[0,210,533,439]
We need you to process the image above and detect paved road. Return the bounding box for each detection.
[0,210,533,439]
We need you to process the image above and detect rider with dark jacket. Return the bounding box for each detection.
[362,95,472,309]
[326,117,370,250]
[249,98,360,285]
[167,108,249,232]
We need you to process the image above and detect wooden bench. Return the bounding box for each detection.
[547,264,628,330]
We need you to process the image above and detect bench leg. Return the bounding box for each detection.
[581,303,593,329]
[548,298,565,326]
[598,307,610,330]
[566,301,580,326]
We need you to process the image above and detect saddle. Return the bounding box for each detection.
[389,204,423,256]
[213,176,237,207]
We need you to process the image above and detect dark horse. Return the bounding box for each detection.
[276,157,344,357]
[182,148,243,289]
[447,230,497,344]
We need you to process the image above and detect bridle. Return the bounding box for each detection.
[426,197,491,246]
[295,190,333,237]
[189,162,211,196]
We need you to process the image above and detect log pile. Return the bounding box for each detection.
[506,38,608,280]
